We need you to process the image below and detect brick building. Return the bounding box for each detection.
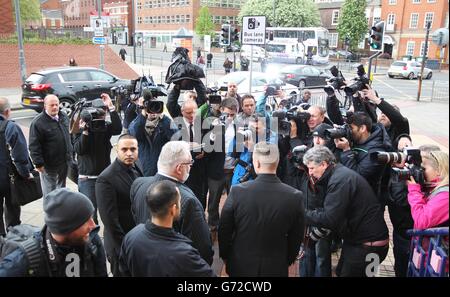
[136,0,244,46]
[41,0,64,28]
[315,0,382,52]
[381,0,449,63]
[0,0,15,36]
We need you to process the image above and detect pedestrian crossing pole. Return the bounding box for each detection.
[97,0,104,70]
[14,0,27,83]
[417,22,431,102]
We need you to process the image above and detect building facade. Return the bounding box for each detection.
[136,0,244,45]
[0,0,15,36]
[381,0,448,62]
[315,0,382,52]
[41,0,64,28]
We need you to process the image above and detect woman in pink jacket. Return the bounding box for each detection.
[407,150,449,229]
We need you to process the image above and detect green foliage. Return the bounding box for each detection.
[11,0,41,23]
[238,0,321,27]
[336,0,368,51]
[0,34,92,45]
[195,6,215,40]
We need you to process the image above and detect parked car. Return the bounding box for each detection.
[278,65,330,89]
[241,45,266,62]
[21,67,132,115]
[225,44,241,52]
[214,71,300,97]
[387,60,433,80]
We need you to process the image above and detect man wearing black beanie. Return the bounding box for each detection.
[0,188,107,277]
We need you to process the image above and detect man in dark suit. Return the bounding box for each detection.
[130,141,214,265]
[120,180,215,277]
[218,142,305,277]
[96,134,143,276]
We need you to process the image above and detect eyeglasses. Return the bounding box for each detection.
[179,160,194,167]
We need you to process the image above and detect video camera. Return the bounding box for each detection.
[308,226,332,241]
[291,145,308,167]
[205,87,223,105]
[324,65,346,96]
[372,147,425,185]
[79,98,108,133]
[132,75,168,114]
[344,65,370,96]
[265,83,283,96]
[323,124,352,141]
[272,108,311,136]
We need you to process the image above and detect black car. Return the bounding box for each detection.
[21,67,132,115]
[278,65,330,89]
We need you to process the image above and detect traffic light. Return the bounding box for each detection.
[369,21,385,51]
[231,27,240,42]
[220,24,231,46]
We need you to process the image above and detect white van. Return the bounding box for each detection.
[240,45,266,62]
[265,41,305,64]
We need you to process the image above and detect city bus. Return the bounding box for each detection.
[265,27,330,65]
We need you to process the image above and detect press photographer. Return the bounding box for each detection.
[74,94,122,223]
[302,146,389,277]
[128,89,178,177]
[165,47,207,108]
[334,111,392,200]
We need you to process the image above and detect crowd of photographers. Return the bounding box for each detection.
[0,47,448,277]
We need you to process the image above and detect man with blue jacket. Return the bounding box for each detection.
[0,98,33,236]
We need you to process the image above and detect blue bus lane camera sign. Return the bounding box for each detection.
[92,37,107,45]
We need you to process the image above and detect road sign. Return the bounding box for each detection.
[93,18,104,37]
[242,16,266,45]
[431,28,449,46]
[92,37,107,45]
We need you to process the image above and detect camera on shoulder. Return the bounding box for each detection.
[80,98,108,133]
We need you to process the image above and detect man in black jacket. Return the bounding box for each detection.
[0,98,33,236]
[96,134,143,276]
[302,146,389,277]
[74,94,122,224]
[218,142,305,277]
[130,141,213,265]
[29,95,72,196]
[0,188,107,277]
[120,180,215,277]
[334,112,392,200]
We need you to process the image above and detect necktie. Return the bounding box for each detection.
[189,123,194,143]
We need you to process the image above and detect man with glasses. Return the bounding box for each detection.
[130,141,213,265]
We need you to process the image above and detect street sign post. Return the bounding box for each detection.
[204,35,211,53]
[92,37,107,45]
[242,16,266,94]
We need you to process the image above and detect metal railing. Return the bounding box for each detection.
[431,81,449,102]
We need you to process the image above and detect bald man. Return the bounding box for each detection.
[29,95,73,195]
[218,142,305,276]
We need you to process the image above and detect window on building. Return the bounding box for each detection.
[410,13,419,28]
[388,0,397,4]
[387,14,395,25]
[420,41,427,56]
[137,2,142,9]
[329,33,338,48]
[186,14,190,23]
[406,41,415,56]
[412,0,420,3]
[427,0,436,2]
[358,37,366,49]
[424,12,434,28]
[332,10,340,25]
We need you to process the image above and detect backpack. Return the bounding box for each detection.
[0,224,43,276]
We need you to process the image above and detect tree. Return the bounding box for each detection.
[238,0,321,27]
[195,6,215,40]
[12,0,41,24]
[336,0,368,51]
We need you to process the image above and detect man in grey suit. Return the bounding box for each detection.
[218,142,305,277]
[130,141,213,265]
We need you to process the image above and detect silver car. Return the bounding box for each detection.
[387,60,433,80]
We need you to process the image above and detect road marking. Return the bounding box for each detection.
[11,115,36,120]
[373,77,415,100]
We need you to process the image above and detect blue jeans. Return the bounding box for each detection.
[299,238,332,277]
[393,230,411,277]
[39,163,68,197]
[78,178,98,224]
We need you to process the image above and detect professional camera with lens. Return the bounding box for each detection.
[79,98,107,132]
[272,109,311,136]
[324,65,346,96]
[137,87,166,114]
[265,84,282,96]
[291,145,308,167]
[344,64,370,96]
[392,148,425,185]
[324,124,352,141]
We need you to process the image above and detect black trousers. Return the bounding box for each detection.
[206,176,226,228]
[185,159,207,210]
[0,183,21,236]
